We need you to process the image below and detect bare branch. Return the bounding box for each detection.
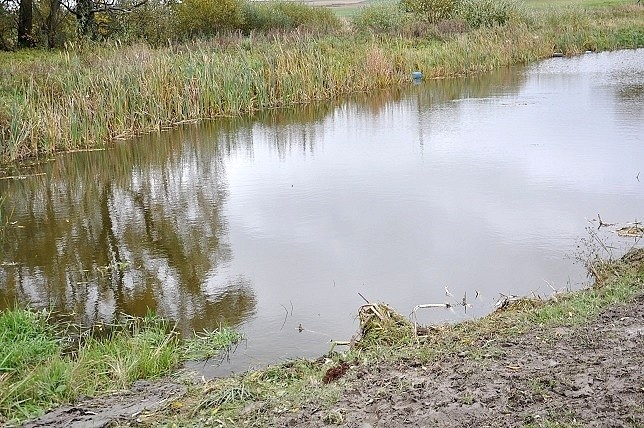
[60,0,148,16]
[90,0,148,13]
[59,1,78,16]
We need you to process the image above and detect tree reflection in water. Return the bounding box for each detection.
[0,67,526,335]
[0,122,256,333]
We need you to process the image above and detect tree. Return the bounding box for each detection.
[34,0,64,48]
[18,0,35,47]
[61,0,148,39]
[0,0,15,50]
[175,0,244,38]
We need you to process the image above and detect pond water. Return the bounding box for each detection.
[1,49,643,376]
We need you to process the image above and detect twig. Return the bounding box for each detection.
[543,279,556,292]
[588,226,614,260]
[410,303,451,341]
[358,292,370,304]
[280,304,288,330]
[597,214,615,229]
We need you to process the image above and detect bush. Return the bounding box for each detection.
[242,1,340,34]
[457,0,520,28]
[400,0,461,23]
[352,5,409,35]
[106,0,176,45]
[174,0,245,38]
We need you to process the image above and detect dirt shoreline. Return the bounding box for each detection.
[279,293,644,427]
[24,290,643,427]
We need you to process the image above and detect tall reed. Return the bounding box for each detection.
[0,4,642,163]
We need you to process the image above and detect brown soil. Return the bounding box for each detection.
[280,295,644,427]
[24,295,643,427]
[22,381,186,428]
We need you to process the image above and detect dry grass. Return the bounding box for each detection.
[0,4,642,163]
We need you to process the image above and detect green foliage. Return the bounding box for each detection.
[242,1,340,34]
[174,0,245,38]
[457,0,521,28]
[0,5,15,50]
[182,326,243,361]
[0,307,246,423]
[0,308,61,373]
[100,0,177,45]
[400,0,461,22]
[399,0,521,26]
[352,5,409,34]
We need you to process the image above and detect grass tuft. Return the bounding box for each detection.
[0,309,241,424]
[182,326,243,361]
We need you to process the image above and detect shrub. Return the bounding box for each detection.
[457,0,520,28]
[106,0,176,45]
[352,5,409,35]
[400,0,461,23]
[174,0,245,38]
[0,6,14,50]
[242,1,340,34]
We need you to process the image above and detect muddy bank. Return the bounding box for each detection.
[278,294,644,427]
[25,292,643,427]
[22,382,186,428]
[22,250,644,427]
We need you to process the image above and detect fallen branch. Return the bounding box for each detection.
[411,303,451,341]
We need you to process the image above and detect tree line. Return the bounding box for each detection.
[0,0,341,50]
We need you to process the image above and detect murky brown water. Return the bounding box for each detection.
[1,49,643,375]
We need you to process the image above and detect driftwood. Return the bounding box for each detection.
[616,225,644,238]
[411,303,451,341]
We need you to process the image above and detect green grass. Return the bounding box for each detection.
[143,248,644,427]
[524,0,634,9]
[0,310,242,424]
[182,326,244,361]
[331,0,397,19]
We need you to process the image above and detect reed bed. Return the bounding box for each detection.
[0,4,642,163]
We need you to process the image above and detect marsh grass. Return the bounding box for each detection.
[0,309,242,424]
[156,249,644,426]
[1,3,642,163]
[182,326,243,361]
